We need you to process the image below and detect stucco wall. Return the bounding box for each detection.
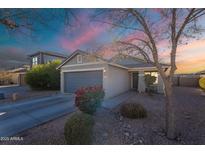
[60,63,110,97]
[60,53,131,98]
[105,65,130,98]
[157,73,164,93]
[60,62,131,99]
[65,53,101,65]
[138,71,146,93]
[43,54,65,64]
[0,72,19,85]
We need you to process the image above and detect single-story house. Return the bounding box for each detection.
[57,50,169,99]
[0,65,29,86]
[8,66,29,86]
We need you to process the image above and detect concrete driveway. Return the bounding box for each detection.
[102,91,137,109]
[0,94,75,137]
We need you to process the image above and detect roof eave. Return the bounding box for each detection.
[56,50,89,70]
[29,51,67,58]
[108,63,129,69]
[128,65,169,72]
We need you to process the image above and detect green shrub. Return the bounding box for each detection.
[144,74,157,86]
[64,113,94,145]
[75,86,105,114]
[144,74,157,94]
[25,60,61,90]
[199,77,205,90]
[120,103,147,119]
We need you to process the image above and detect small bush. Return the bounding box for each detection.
[145,74,157,94]
[120,103,147,119]
[75,85,105,114]
[144,74,156,86]
[199,77,205,90]
[64,113,94,145]
[25,60,61,90]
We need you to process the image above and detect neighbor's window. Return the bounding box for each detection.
[144,71,158,84]
[32,57,38,66]
[77,55,82,64]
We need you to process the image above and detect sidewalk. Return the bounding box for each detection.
[102,91,136,109]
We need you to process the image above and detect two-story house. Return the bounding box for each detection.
[28,51,67,68]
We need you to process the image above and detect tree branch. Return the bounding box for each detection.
[170,9,177,78]
[117,41,151,62]
[127,9,167,80]
[175,9,195,42]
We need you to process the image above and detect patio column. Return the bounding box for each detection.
[61,71,64,93]
[158,73,165,93]
[138,71,146,93]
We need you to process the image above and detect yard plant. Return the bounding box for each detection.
[199,77,205,90]
[96,8,205,139]
[75,85,105,114]
[25,60,61,90]
[120,103,147,119]
[144,74,157,93]
[64,112,94,145]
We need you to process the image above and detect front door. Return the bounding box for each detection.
[132,72,138,90]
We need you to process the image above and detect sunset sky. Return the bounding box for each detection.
[0,9,205,74]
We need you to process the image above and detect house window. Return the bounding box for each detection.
[77,55,82,64]
[32,57,38,66]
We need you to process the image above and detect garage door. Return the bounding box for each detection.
[64,70,103,93]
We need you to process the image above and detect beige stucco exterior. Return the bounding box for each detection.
[65,53,101,65]
[60,61,131,99]
[138,71,146,93]
[157,73,165,93]
[60,62,107,92]
[105,65,130,98]
[59,52,165,99]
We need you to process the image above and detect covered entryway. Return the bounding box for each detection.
[64,70,103,93]
[130,71,146,93]
[132,72,138,90]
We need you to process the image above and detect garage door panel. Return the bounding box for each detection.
[64,70,103,93]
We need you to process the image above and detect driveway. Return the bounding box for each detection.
[0,94,75,137]
[102,91,137,109]
[1,87,204,144]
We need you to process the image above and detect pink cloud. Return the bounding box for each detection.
[122,32,205,74]
[176,55,205,74]
[159,39,205,59]
[123,31,146,42]
[157,39,205,73]
[60,11,108,51]
[97,44,119,59]
[60,25,106,51]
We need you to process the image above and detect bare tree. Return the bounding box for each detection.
[93,8,205,139]
[0,8,77,37]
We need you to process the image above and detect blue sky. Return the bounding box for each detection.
[0,9,115,54]
[0,8,205,73]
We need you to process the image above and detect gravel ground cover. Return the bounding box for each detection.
[1,87,205,145]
